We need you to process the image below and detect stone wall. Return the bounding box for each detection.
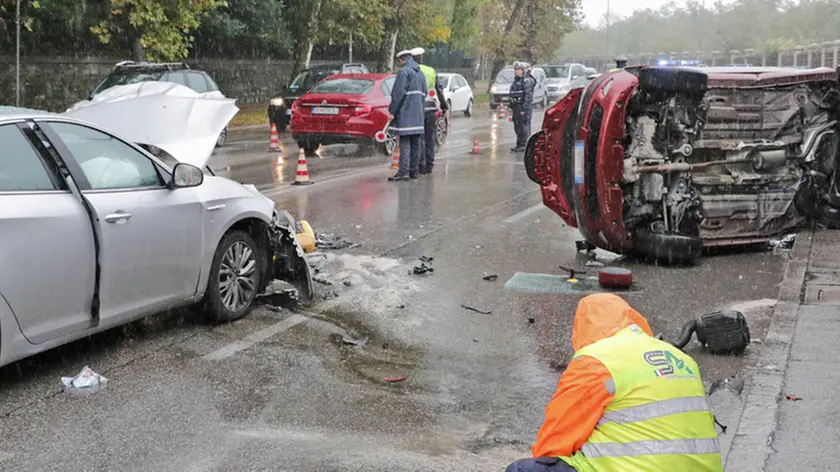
[0,56,309,112]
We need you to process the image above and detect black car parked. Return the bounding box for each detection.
[268,63,369,131]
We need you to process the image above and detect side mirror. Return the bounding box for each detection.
[171,162,204,189]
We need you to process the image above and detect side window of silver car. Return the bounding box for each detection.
[0,124,59,192]
[48,122,164,190]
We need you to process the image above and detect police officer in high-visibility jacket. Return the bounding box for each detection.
[411,47,449,175]
[506,293,723,472]
[609,56,628,72]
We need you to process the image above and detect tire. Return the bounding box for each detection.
[301,142,320,156]
[490,103,498,110]
[819,205,840,229]
[203,230,264,323]
[637,67,708,101]
[633,229,704,265]
[464,99,474,117]
[541,95,548,109]
[215,126,228,148]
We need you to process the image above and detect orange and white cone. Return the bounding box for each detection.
[390,138,401,170]
[469,136,481,155]
[497,106,505,118]
[292,148,313,185]
[269,123,281,152]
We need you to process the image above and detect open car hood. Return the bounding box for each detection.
[63,82,238,169]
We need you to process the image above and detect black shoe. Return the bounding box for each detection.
[388,174,410,182]
[511,146,525,152]
[410,172,419,179]
[418,167,427,174]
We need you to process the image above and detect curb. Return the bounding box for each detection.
[724,228,814,471]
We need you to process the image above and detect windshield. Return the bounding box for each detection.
[494,69,515,84]
[92,71,164,96]
[289,70,334,92]
[544,66,570,79]
[309,78,375,95]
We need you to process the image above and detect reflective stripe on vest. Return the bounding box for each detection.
[561,327,723,472]
[581,438,721,458]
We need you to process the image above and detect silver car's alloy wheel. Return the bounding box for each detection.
[219,241,258,312]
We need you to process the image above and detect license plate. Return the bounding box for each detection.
[574,140,584,185]
[312,107,339,115]
[286,109,292,115]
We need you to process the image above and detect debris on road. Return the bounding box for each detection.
[769,233,796,250]
[316,233,359,250]
[461,304,492,315]
[528,318,535,324]
[713,415,728,433]
[785,393,803,401]
[413,263,434,275]
[383,376,407,383]
[313,276,333,286]
[419,256,434,263]
[61,366,108,390]
[482,273,499,281]
[341,337,369,347]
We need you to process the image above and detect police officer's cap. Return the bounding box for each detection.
[396,50,412,59]
[615,56,628,62]
[410,47,425,57]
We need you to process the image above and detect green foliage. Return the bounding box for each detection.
[92,0,226,61]
[195,0,291,57]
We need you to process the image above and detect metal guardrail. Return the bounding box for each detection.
[562,40,840,72]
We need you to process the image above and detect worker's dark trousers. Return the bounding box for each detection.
[513,106,532,148]
[505,457,577,471]
[421,110,437,169]
[398,134,422,176]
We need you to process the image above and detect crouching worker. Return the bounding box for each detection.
[507,293,722,472]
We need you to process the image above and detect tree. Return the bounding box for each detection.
[374,0,452,72]
[194,0,291,58]
[91,0,226,61]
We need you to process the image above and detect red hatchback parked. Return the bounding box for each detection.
[290,73,397,155]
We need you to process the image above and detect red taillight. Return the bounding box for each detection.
[352,104,371,115]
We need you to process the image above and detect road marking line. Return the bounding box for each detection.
[503,203,546,224]
[202,314,307,361]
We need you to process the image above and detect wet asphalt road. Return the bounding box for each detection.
[0,109,788,471]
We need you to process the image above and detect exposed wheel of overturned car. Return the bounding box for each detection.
[204,230,264,322]
[633,229,704,265]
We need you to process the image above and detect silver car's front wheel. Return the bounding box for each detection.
[219,241,258,312]
[204,231,263,322]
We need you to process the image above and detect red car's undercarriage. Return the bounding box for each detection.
[526,66,840,263]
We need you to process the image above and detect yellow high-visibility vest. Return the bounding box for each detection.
[560,326,723,472]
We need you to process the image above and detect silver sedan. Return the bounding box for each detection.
[0,108,314,368]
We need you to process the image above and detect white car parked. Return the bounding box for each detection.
[438,73,475,117]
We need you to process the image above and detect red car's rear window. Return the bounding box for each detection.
[310,78,375,95]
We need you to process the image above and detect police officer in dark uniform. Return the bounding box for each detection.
[609,56,628,72]
[509,62,536,153]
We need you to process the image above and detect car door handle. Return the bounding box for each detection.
[207,204,226,212]
[104,211,132,223]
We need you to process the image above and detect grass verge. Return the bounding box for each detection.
[230,103,268,128]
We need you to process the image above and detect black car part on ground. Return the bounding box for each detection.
[268,211,314,303]
[633,229,704,265]
[671,310,751,355]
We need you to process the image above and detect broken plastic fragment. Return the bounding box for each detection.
[413,263,434,275]
[341,337,369,346]
[461,304,492,315]
[61,366,108,389]
[383,376,406,383]
[419,256,434,263]
[482,273,499,281]
[785,393,803,401]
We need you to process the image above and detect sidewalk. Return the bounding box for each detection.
[726,229,840,471]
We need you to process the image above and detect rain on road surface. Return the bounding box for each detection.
[0,109,787,471]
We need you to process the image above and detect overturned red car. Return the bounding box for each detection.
[525,65,840,263]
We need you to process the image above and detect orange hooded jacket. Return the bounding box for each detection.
[531,293,654,458]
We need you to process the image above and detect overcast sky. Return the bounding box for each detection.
[580,0,687,26]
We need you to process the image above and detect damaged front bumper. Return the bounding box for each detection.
[267,209,315,302]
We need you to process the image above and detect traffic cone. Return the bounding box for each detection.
[497,106,505,118]
[469,136,481,155]
[268,123,281,152]
[292,148,313,185]
[390,138,401,170]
